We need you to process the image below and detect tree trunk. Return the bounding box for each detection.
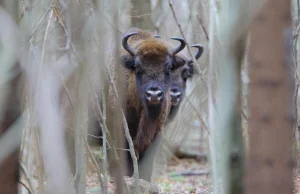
[245,1,294,194]
[130,0,153,30]
[0,73,22,194]
[0,1,21,193]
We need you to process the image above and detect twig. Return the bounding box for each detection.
[241,109,248,121]
[59,75,106,193]
[168,0,208,92]
[20,161,36,194]
[169,171,209,177]
[34,126,45,193]
[152,0,165,34]
[197,14,209,41]
[90,84,110,193]
[27,2,54,41]
[52,5,76,51]
[100,89,108,192]
[185,96,210,135]
[168,0,217,112]
[85,136,105,190]
[35,8,53,105]
[18,180,32,194]
[106,58,140,194]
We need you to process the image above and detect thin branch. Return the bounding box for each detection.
[59,75,106,193]
[18,180,32,194]
[169,171,209,177]
[106,58,140,194]
[20,161,36,194]
[168,0,208,92]
[27,2,54,41]
[168,0,217,111]
[185,96,210,135]
[35,8,53,102]
[197,14,209,41]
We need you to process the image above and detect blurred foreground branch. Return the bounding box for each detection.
[0,2,23,194]
[245,1,294,194]
[211,0,266,193]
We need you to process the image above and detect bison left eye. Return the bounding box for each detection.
[182,69,190,82]
[172,56,186,70]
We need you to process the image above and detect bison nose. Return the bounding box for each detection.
[170,88,181,105]
[145,87,164,104]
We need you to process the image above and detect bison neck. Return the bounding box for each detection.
[145,104,162,121]
[125,106,141,138]
[134,102,167,158]
[167,104,180,122]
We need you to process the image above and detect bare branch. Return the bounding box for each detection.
[20,161,37,194]
[168,0,208,92]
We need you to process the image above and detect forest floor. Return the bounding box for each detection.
[86,153,300,194]
[154,158,211,194]
[86,154,212,194]
[294,153,300,194]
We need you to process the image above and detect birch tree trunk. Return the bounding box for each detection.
[245,0,294,193]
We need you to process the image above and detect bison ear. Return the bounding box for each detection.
[171,56,186,70]
[121,55,135,70]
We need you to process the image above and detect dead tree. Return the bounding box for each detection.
[245,1,294,194]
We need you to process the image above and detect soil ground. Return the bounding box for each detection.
[86,156,211,194]
[87,154,300,194]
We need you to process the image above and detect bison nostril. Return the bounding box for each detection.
[145,90,163,97]
[170,89,181,98]
[174,92,181,98]
[145,87,164,103]
[157,91,163,97]
[145,91,152,98]
[170,88,182,105]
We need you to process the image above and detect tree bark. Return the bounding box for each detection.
[245,1,294,194]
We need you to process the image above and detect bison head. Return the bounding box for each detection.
[121,31,187,119]
[168,44,203,119]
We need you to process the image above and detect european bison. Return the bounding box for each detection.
[119,28,188,178]
[88,28,203,181]
[138,44,204,181]
[167,44,203,122]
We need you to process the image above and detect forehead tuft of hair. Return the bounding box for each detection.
[136,40,169,58]
[127,29,153,43]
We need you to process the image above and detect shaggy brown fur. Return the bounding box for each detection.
[88,28,190,181]
[167,62,194,122]
[166,45,203,123]
[118,28,188,180]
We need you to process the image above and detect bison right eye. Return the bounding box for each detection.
[182,69,190,82]
[136,71,143,76]
[135,67,144,77]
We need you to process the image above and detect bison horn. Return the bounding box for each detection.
[188,44,204,64]
[170,37,186,55]
[122,32,138,56]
